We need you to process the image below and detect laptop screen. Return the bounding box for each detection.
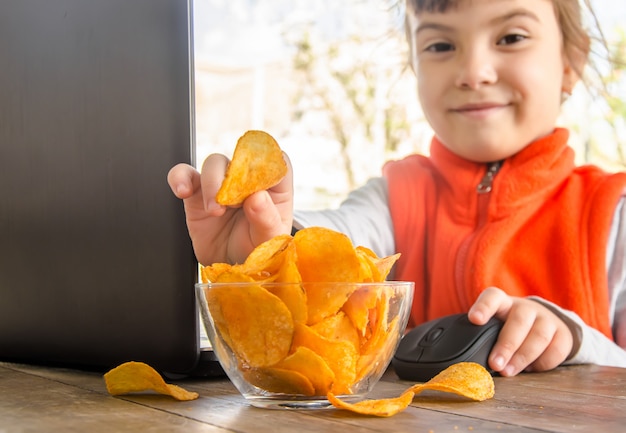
[0,0,207,374]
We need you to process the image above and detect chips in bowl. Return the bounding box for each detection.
[196,227,414,409]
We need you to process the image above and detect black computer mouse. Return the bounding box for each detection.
[392,313,503,382]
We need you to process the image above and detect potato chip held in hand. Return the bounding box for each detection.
[104,361,198,401]
[216,130,288,206]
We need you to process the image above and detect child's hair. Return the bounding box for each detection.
[405,0,598,82]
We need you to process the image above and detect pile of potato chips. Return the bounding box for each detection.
[200,226,405,397]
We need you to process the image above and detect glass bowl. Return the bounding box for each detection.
[195,280,414,409]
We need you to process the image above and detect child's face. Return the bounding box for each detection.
[407,0,579,162]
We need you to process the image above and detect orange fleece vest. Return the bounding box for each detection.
[383,128,626,338]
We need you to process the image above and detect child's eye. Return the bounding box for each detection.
[424,42,454,53]
[497,34,527,45]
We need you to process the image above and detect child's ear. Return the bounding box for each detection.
[561,38,589,94]
[561,63,579,95]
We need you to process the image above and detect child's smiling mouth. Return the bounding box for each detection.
[450,102,510,119]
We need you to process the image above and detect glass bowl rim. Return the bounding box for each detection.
[195,280,415,287]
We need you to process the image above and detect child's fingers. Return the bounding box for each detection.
[167,163,200,199]
[469,288,575,376]
[243,190,291,246]
[468,287,528,375]
[199,153,230,213]
[497,312,552,376]
[243,152,294,245]
[490,302,574,376]
[526,319,574,372]
[467,286,512,324]
[488,304,536,375]
[268,152,294,195]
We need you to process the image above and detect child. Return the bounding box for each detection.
[167,0,626,376]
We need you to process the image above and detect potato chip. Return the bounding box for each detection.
[265,280,308,324]
[294,228,362,324]
[327,362,495,417]
[274,240,302,284]
[372,253,401,281]
[200,262,233,283]
[103,361,198,401]
[257,240,308,324]
[303,281,360,325]
[240,234,293,281]
[216,130,288,206]
[326,389,415,417]
[355,315,400,382]
[294,227,361,283]
[355,247,376,282]
[407,361,495,401]
[355,245,377,258]
[359,286,391,355]
[291,322,358,395]
[354,247,401,283]
[342,286,380,336]
[207,275,294,368]
[274,346,335,395]
[310,311,360,352]
[243,367,315,396]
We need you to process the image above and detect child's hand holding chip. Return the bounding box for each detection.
[167,131,294,266]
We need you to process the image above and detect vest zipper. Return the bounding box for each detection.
[477,161,501,194]
[454,161,502,307]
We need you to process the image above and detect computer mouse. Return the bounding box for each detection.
[392,313,504,382]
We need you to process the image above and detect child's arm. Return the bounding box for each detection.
[294,178,395,258]
[167,154,294,266]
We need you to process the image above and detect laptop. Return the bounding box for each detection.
[0,0,222,377]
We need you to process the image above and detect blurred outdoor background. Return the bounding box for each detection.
[192,0,626,210]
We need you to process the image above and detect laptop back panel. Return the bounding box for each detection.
[0,0,201,374]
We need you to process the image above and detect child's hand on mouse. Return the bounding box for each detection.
[467,287,574,377]
[167,153,294,266]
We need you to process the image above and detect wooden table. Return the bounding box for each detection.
[1,362,625,432]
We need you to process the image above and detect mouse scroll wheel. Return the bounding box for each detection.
[420,327,444,346]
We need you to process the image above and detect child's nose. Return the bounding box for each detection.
[454,47,497,89]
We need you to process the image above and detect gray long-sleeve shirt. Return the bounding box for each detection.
[294,177,626,368]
